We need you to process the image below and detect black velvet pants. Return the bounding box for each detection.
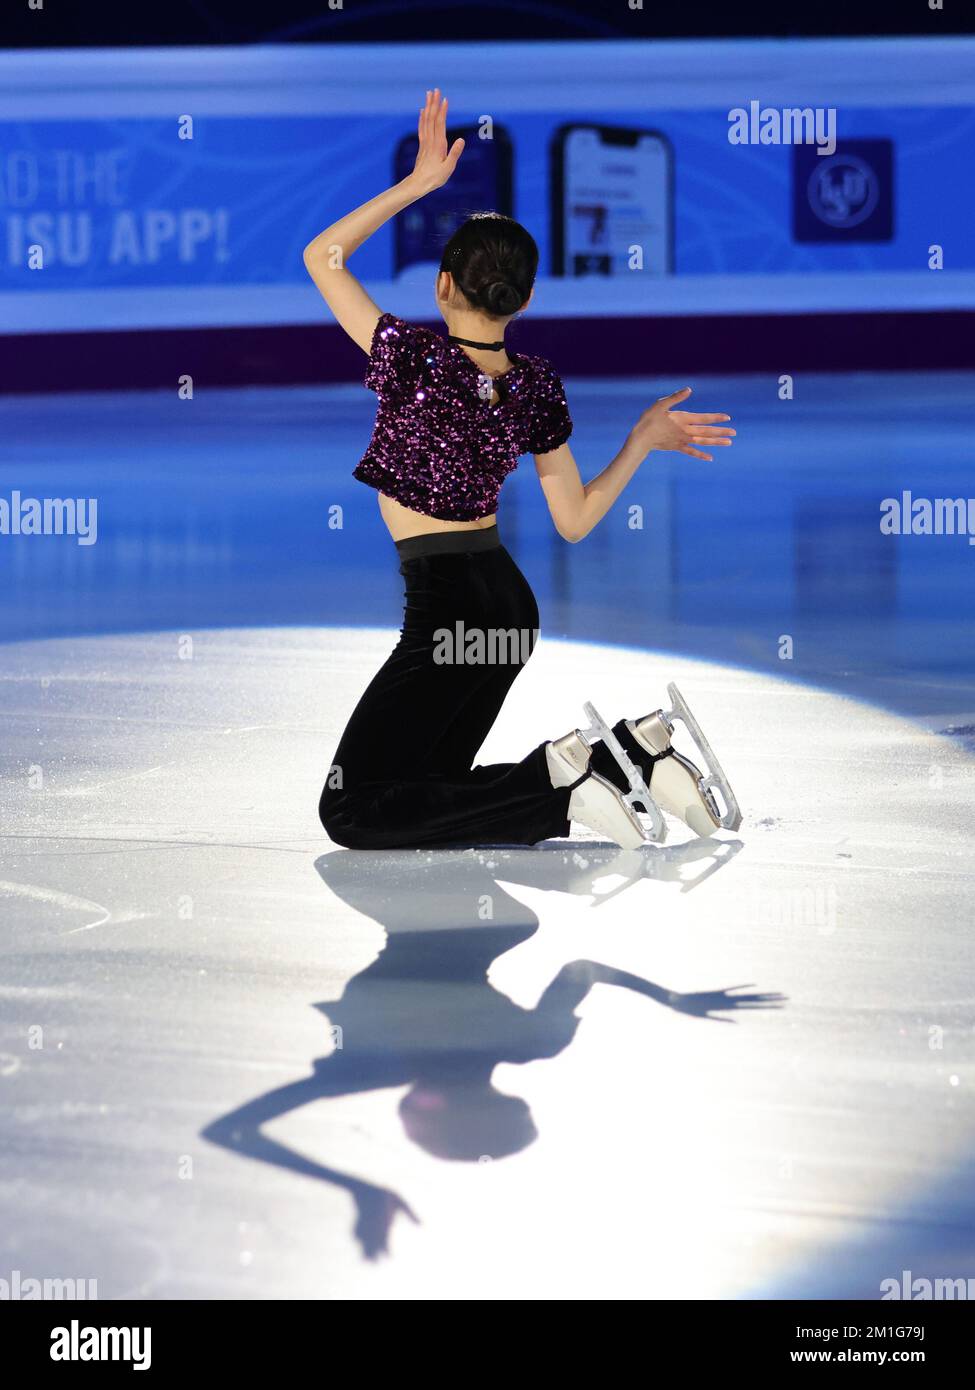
[319,525,648,849]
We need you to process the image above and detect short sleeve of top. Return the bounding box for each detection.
[364,312,423,396]
[523,358,573,455]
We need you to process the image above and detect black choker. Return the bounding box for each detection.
[448,334,505,351]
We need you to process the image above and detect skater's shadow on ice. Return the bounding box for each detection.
[202,838,783,1261]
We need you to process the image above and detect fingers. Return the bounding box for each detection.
[419,89,451,151]
[685,412,731,423]
[679,445,712,461]
[689,425,735,437]
[419,88,439,144]
[661,386,692,404]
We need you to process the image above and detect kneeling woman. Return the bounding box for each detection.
[303,90,739,851]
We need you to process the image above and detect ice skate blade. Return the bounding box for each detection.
[661,682,742,832]
[579,700,666,843]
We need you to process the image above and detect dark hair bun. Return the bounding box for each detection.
[440,213,539,321]
[478,277,523,317]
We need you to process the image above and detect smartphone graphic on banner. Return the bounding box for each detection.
[393,125,514,276]
[550,123,673,276]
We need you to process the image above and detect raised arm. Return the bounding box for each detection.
[202,1073,419,1260]
[534,387,736,543]
[536,959,783,1021]
[302,88,464,353]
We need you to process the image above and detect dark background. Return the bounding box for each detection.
[2,0,972,48]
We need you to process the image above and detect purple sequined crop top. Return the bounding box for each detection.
[352,312,573,521]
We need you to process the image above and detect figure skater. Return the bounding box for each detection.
[303,89,741,852]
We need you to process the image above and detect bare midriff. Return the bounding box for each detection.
[378,492,498,541]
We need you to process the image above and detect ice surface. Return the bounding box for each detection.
[2,629,973,1299]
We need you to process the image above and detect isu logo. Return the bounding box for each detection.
[807,153,879,229]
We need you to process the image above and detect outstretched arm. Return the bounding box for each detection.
[534,387,736,543]
[202,1076,419,1260]
[302,88,464,353]
[536,959,783,1021]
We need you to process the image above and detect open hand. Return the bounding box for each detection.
[665,983,786,1020]
[410,88,465,194]
[354,1183,420,1260]
[629,387,736,462]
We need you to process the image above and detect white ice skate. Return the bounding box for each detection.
[577,701,668,843]
[627,682,742,837]
[546,727,650,850]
